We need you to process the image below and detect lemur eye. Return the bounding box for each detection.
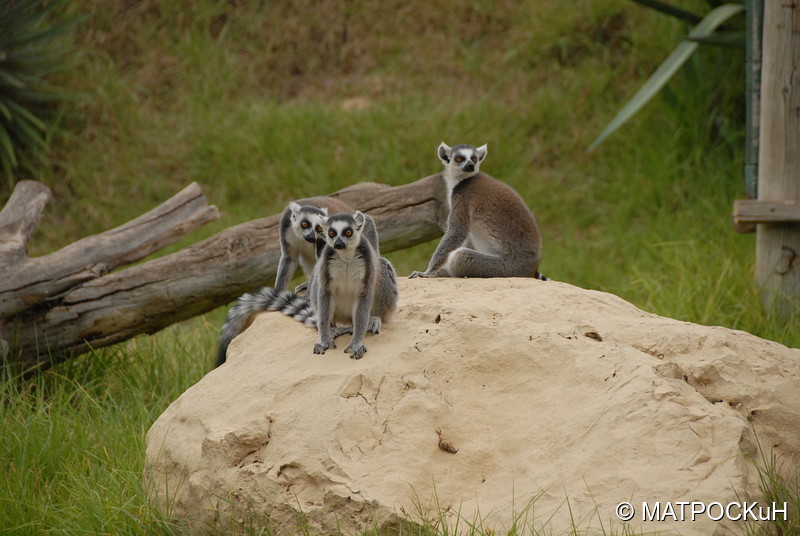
[315,225,323,233]
[454,156,465,163]
[345,230,353,237]
[328,230,335,238]
[301,221,309,228]
[470,156,477,163]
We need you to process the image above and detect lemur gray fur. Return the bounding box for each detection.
[275,197,354,293]
[409,142,547,280]
[215,210,386,367]
[310,211,398,360]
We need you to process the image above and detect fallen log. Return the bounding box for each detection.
[0,175,446,371]
[0,181,221,318]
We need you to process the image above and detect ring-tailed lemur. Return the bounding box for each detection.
[409,142,547,280]
[310,211,398,360]
[215,211,388,366]
[275,197,354,293]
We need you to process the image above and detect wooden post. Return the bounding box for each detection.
[755,1,800,315]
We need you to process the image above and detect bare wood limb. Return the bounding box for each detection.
[732,200,800,233]
[0,180,53,259]
[0,182,220,319]
[1,175,445,371]
[331,174,447,250]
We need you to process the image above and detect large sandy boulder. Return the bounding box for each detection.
[145,279,800,535]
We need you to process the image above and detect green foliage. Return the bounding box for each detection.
[746,445,800,536]
[0,0,76,186]
[0,321,215,535]
[590,2,745,151]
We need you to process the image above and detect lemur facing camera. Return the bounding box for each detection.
[275,197,354,293]
[310,211,398,360]
[215,210,391,367]
[409,142,547,280]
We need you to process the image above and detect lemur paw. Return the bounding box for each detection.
[345,342,367,360]
[313,339,335,354]
[409,270,432,279]
[367,317,382,334]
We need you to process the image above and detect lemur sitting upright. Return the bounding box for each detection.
[409,142,547,280]
[310,211,398,360]
[215,209,388,367]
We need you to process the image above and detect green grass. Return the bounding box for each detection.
[742,437,800,536]
[0,322,213,535]
[1,0,798,534]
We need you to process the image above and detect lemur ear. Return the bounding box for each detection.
[320,207,328,216]
[289,201,301,220]
[476,144,488,162]
[353,211,366,231]
[438,142,451,165]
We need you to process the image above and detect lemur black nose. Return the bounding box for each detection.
[464,162,475,172]
[334,240,346,250]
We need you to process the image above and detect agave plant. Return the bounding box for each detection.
[590,1,746,151]
[0,0,76,185]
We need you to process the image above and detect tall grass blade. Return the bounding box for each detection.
[589,3,745,152]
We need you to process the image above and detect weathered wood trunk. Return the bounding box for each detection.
[0,176,445,372]
[0,181,221,318]
[754,1,800,315]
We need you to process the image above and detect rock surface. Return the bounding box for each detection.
[145,278,800,535]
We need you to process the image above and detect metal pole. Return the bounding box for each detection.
[744,0,762,198]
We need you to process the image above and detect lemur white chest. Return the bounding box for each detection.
[443,172,460,210]
[327,251,367,308]
[444,173,497,255]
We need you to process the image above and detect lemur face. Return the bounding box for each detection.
[325,212,366,251]
[289,203,328,244]
[438,142,488,180]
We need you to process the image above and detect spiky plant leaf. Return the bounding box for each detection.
[0,0,76,185]
[589,3,745,152]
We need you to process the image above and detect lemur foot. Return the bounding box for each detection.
[313,339,336,354]
[367,316,382,334]
[345,342,367,360]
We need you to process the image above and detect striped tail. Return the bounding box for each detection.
[534,272,549,281]
[215,287,315,367]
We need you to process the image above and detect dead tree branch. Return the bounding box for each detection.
[0,175,445,371]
